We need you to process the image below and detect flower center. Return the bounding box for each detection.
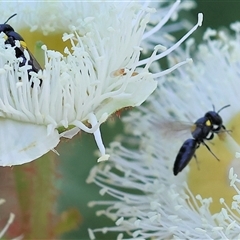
[187,114,240,214]
[19,29,71,54]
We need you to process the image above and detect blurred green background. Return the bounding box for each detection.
[57,1,240,239]
[58,119,123,240]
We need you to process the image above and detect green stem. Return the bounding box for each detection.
[14,152,57,239]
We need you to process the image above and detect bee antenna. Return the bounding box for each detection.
[212,104,215,111]
[217,104,230,113]
[4,13,17,24]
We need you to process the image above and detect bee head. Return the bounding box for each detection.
[205,111,222,126]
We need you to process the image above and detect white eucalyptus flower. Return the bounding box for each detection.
[87,25,240,239]
[0,1,202,166]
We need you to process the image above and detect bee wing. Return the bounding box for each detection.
[17,42,43,87]
[28,49,42,71]
[150,117,193,139]
[19,42,42,71]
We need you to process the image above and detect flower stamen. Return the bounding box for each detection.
[138,13,203,69]
[0,213,15,239]
[142,0,181,40]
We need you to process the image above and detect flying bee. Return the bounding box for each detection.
[173,104,230,176]
[0,13,42,87]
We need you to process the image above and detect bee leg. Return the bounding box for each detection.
[218,125,232,135]
[202,140,220,161]
[205,132,215,145]
[205,132,214,141]
[193,142,201,170]
[193,153,200,170]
